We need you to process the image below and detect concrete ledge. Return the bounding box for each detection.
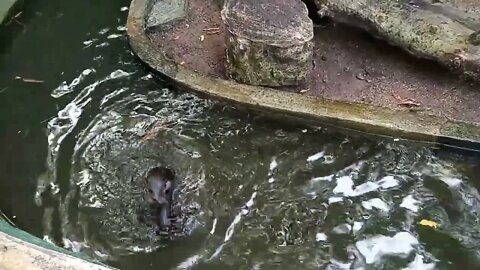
[0,0,22,25]
[127,0,480,151]
[0,222,115,270]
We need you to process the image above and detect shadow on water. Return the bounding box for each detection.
[1,0,480,269]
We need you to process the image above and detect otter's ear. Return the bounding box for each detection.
[165,168,176,180]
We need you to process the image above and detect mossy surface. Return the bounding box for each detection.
[145,0,187,31]
[317,0,480,80]
[222,0,313,86]
[225,35,313,86]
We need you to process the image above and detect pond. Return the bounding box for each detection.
[1,0,480,269]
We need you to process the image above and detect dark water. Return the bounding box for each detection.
[1,1,480,269]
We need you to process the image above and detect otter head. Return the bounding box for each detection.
[145,166,175,205]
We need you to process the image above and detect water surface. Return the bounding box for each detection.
[1,1,480,269]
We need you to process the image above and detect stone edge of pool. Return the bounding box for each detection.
[127,0,480,151]
[0,0,23,24]
[0,221,116,269]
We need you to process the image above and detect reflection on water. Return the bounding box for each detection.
[1,0,480,269]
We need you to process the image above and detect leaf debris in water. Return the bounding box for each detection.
[419,219,438,229]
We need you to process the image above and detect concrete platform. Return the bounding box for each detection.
[127,0,480,151]
[0,0,19,24]
[0,221,115,270]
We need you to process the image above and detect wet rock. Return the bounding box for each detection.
[146,0,187,31]
[313,0,480,81]
[221,0,314,86]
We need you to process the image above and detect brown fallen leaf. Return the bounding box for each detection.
[392,93,421,107]
[203,27,220,32]
[205,30,220,35]
[141,122,175,141]
[142,126,163,141]
[398,99,421,107]
[203,27,221,35]
[392,93,402,102]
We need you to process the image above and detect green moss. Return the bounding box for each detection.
[225,34,312,86]
[325,0,478,78]
[441,122,480,141]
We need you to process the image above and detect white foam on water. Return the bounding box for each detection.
[362,198,390,212]
[352,221,363,234]
[332,224,352,234]
[356,232,419,264]
[316,232,328,242]
[269,158,278,171]
[400,195,421,212]
[328,197,343,204]
[307,151,325,162]
[311,174,334,182]
[378,176,399,189]
[439,176,462,187]
[333,175,399,198]
[333,176,354,195]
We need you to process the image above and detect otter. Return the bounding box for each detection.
[144,166,176,232]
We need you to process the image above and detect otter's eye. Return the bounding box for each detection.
[148,189,153,194]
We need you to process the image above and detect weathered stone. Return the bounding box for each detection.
[312,0,480,80]
[221,0,314,87]
[145,0,187,31]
